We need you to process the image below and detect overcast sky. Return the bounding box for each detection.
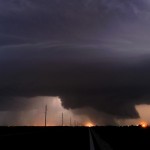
[1,0,150,125]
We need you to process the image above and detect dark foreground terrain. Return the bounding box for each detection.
[0,126,149,150]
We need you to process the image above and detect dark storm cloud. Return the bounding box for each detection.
[1,43,150,119]
[0,0,147,40]
[0,0,150,121]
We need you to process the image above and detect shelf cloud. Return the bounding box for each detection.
[0,0,150,125]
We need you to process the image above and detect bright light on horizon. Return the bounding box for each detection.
[139,121,148,128]
[85,122,94,127]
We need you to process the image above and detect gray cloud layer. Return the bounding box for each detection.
[1,0,150,123]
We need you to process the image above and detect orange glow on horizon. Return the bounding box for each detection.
[139,121,148,128]
[85,122,94,127]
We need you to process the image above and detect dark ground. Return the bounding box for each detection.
[0,126,149,150]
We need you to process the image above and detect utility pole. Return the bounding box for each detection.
[62,112,63,126]
[74,120,76,126]
[45,105,47,127]
[70,117,72,126]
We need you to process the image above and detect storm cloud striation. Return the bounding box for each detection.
[0,0,150,124]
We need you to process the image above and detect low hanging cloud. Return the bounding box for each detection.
[0,0,150,125]
[1,43,150,120]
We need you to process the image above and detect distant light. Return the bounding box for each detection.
[139,121,148,128]
[85,122,94,127]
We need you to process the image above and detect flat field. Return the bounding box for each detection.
[0,126,149,150]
